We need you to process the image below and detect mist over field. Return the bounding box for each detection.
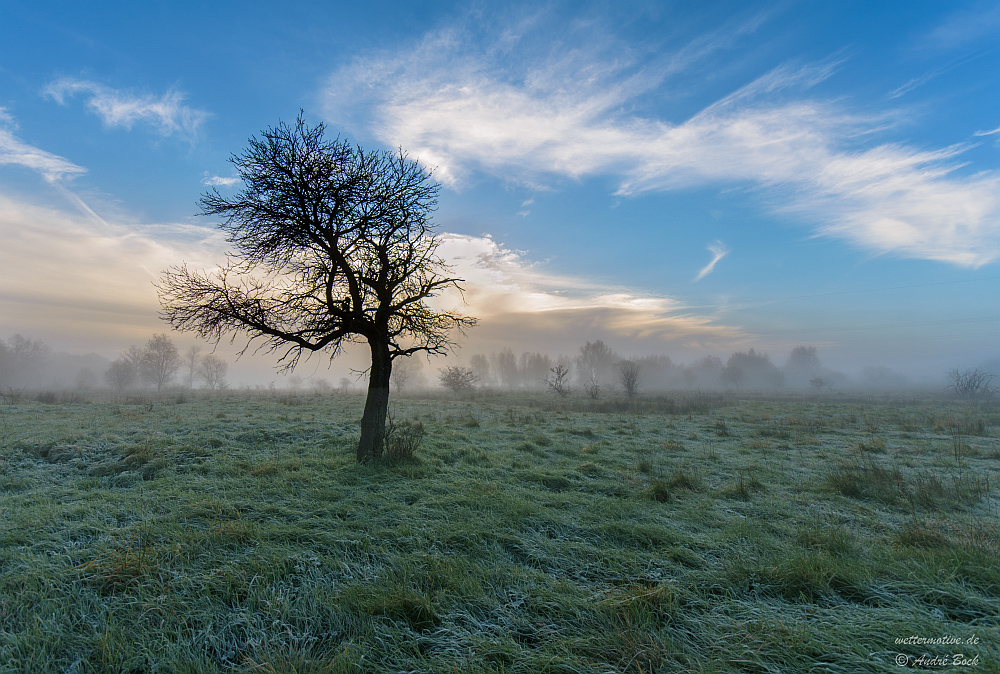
[1,329,991,396]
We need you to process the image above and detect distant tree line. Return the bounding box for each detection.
[453,341,924,396]
[104,334,228,393]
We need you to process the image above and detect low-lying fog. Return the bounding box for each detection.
[1,332,995,396]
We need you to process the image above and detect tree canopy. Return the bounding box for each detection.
[158,114,475,461]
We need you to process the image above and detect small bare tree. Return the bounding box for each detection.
[947,368,996,399]
[584,374,601,399]
[4,334,49,388]
[158,115,475,462]
[391,356,424,392]
[182,345,202,388]
[619,360,641,399]
[197,354,228,390]
[140,334,180,392]
[104,357,136,393]
[545,364,571,397]
[721,364,744,392]
[438,365,478,393]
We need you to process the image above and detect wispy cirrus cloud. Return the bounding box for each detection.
[924,4,1000,50]
[323,16,1000,267]
[0,108,86,182]
[44,78,208,141]
[693,241,729,282]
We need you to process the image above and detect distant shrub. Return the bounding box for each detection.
[947,367,997,400]
[438,366,478,393]
[35,391,58,404]
[383,418,424,463]
[1,387,24,404]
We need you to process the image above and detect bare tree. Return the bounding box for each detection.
[123,345,145,383]
[438,365,478,393]
[197,354,228,390]
[158,115,475,462]
[182,345,202,389]
[619,360,641,399]
[491,348,519,389]
[725,349,782,390]
[947,368,996,399]
[545,364,571,397]
[4,334,49,388]
[391,356,423,392]
[584,374,602,399]
[104,357,137,393]
[140,334,180,391]
[521,352,553,389]
[578,340,616,388]
[469,353,491,386]
[721,364,744,391]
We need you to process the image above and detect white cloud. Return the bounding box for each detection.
[0,110,86,182]
[323,20,1000,267]
[0,190,227,348]
[434,234,744,352]
[44,78,208,141]
[693,241,729,282]
[202,174,241,187]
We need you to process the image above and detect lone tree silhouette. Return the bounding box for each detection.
[158,115,475,462]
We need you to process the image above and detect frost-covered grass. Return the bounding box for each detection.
[1,390,999,672]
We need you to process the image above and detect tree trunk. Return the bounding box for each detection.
[357,339,392,463]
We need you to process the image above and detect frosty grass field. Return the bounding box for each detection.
[1,390,998,672]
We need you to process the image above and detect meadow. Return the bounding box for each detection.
[1,389,998,673]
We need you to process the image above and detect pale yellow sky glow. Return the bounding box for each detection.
[435,234,746,357]
[0,190,745,374]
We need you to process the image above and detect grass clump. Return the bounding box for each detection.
[647,467,705,502]
[910,471,990,509]
[338,584,438,631]
[826,451,906,504]
[721,470,766,499]
[895,523,950,548]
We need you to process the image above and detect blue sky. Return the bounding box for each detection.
[1,0,998,383]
